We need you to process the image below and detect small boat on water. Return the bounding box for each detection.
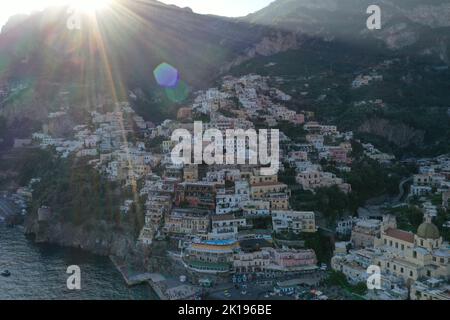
[1,270,11,277]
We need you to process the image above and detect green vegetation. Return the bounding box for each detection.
[193,113,211,122]
[132,89,179,124]
[313,186,353,222]
[248,216,272,229]
[274,231,334,264]
[0,116,6,142]
[217,109,235,119]
[145,136,165,152]
[325,270,368,297]
[289,186,354,223]
[302,231,334,264]
[0,116,41,149]
[18,149,144,237]
[435,208,450,242]
[289,155,411,224]
[344,157,403,205]
[390,206,424,233]
[278,165,296,186]
[230,48,450,157]
[273,121,307,142]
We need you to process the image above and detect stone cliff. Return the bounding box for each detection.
[358,118,425,148]
[24,216,138,259]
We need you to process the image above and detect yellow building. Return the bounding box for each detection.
[183,165,198,182]
[163,209,210,237]
[268,194,289,210]
[249,174,278,185]
[374,215,450,284]
[250,182,289,199]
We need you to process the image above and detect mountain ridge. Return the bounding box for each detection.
[246,0,450,62]
[0,0,300,88]
[0,0,302,126]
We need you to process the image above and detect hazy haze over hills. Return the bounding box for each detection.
[247,0,450,62]
[0,0,301,89]
[0,0,449,140]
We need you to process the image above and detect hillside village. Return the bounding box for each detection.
[3,73,450,300]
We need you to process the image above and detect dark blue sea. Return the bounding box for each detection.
[0,224,157,300]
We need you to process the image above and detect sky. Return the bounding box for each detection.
[0,0,70,28]
[159,0,275,17]
[0,0,276,29]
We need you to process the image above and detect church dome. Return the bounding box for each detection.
[417,221,440,240]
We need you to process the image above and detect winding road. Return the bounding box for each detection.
[394,177,413,204]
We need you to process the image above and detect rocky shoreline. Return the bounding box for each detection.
[22,213,177,275]
[23,215,142,260]
[21,214,194,300]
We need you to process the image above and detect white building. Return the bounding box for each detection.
[208,214,247,240]
[272,210,316,234]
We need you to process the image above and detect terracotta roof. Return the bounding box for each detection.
[191,242,239,251]
[385,228,414,243]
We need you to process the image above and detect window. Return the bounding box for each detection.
[401,244,404,250]
[410,271,413,277]
[400,268,404,273]
[413,251,417,258]
[395,243,398,249]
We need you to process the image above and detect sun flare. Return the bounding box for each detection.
[67,0,112,13]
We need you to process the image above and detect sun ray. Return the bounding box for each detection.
[67,0,112,14]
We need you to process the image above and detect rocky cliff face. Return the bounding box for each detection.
[401,2,450,28]
[221,31,300,72]
[24,216,138,259]
[246,0,450,62]
[358,118,425,148]
[23,213,174,272]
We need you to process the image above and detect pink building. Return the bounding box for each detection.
[233,247,317,274]
[268,248,317,268]
[329,147,348,164]
[291,113,305,125]
[288,151,308,162]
